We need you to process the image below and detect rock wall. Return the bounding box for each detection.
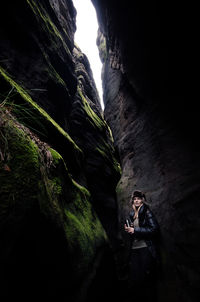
[93,1,200,302]
[0,0,121,300]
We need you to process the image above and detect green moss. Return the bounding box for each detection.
[38,174,64,223]
[0,117,40,222]
[77,85,121,176]
[64,186,107,273]
[77,86,115,146]
[49,147,62,165]
[78,86,105,130]
[0,66,82,154]
[41,47,69,87]
[95,141,121,175]
[48,149,107,257]
[72,178,90,198]
[0,108,108,295]
[107,125,114,143]
[38,146,107,254]
[37,145,107,275]
[50,177,62,195]
[27,0,71,56]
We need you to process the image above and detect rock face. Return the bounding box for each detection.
[93,1,200,301]
[1,1,199,301]
[0,0,121,300]
[70,45,121,245]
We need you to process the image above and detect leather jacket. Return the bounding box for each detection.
[129,203,160,259]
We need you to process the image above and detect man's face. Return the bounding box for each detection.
[132,196,143,208]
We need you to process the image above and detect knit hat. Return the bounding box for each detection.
[132,190,146,200]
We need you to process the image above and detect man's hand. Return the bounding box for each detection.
[124,224,134,234]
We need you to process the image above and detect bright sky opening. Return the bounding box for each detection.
[72,0,104,110]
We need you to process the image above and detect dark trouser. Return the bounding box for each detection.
[128,247,157,302]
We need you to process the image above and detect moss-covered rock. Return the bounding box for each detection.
[0,0,77,130]
[69,77,121,248]
[0,114,40,225]
[0,1,122,299]
[27,0,72,55]
[0,109,108,300]
[0,66,84,181]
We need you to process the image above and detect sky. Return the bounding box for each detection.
[72,0,104,109]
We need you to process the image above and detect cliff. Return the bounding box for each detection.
[0,0,121,300]
[93,1,200,301]
[1,0,199,301]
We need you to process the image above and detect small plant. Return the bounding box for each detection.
[0,87,47,137]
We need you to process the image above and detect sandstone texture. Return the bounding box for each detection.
[0,0,121,300]
[1,0,199,301]
[93,0,200,301]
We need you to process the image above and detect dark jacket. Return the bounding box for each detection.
[129,203,160,259]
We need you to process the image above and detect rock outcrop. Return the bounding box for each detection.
[93,1,200,301]
[1,0,199,301]
[0,0,121,300]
